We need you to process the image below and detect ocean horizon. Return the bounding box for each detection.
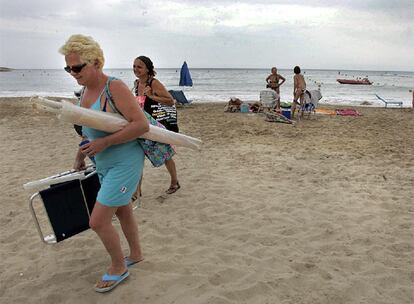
[2,66,414,72]
[1,68,413,107]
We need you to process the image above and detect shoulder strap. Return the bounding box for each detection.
[147,77,154,87]
[78,87,86,106]
[104,76,120,114]
[132,79,139,96]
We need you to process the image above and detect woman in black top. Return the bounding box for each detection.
[133,56,180,194]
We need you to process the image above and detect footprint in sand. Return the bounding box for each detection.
[156,194,168,203]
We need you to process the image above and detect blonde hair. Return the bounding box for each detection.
[59,34,105,69]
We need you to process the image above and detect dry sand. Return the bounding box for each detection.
[0,97,413,304]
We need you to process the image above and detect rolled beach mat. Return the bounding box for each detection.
[60,100,127,133]
[32,97,202,150]
[145,124,202,150]
[30,96,62,114]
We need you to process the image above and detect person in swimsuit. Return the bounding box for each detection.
[132,56,181,195]
[265,67,286,109]
[411,89,414,109]
[292,65,307,118]
[59,34,149,293]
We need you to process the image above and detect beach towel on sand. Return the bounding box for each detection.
[315,108,336,115]
[264,111,293,124]
[335,108,361,116]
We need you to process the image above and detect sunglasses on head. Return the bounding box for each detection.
[64,63,87,73]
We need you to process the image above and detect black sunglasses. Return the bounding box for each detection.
[64,63,87,73]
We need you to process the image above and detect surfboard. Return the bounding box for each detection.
[32,97,202,150]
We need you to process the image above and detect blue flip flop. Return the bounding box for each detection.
[94,270,129,293]
[124,257,144,268]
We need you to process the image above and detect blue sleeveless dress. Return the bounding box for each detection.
[81,87,144,207]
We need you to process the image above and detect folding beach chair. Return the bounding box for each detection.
[259,89,278,110]
[375,94,403,108]
[169,90,192,106]
[24,165,100,244]
[297,89,322,119]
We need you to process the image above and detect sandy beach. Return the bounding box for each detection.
[0,97,413,304]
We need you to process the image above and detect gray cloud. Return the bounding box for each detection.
[0,0,412,70]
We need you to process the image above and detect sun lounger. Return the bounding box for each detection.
[375,94,403,108]
[169,90,192,105]
[24,165,100,244]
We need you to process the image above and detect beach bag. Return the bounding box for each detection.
[141,78,179,133]
[148,102,178,132]
[104,77,176,167]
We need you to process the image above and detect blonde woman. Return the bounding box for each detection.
[59,34,148,293]
[266,67,286,109]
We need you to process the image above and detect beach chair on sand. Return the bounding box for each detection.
[23,165,100,244]
[260,89,278,110]
[375,94,403,108]
[297,89,322,119]
[169,90,192,106]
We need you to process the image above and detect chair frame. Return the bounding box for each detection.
[298,102,317,119]
[169,90,192,106]
[375,94,403,108]
[295,90,321,121]
[26,166,97,245]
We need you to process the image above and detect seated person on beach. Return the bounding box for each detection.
[248,101,262,113]
[292,65,306,118]
[224,97,243,112]
[265,67,286,109]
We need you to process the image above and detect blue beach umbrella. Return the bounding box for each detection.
[179,61,193,87]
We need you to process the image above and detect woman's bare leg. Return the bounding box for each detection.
[165,158,178,186]
[275,87,281,110]
[292,91,300,118]
[89,202,127,289]
[115,204,143,262]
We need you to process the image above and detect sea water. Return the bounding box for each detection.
[0,68,413,107]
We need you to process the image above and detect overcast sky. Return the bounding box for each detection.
[0,0,413,71]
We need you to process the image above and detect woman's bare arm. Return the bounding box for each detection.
[143,79,174,106]
[79,80,149,157]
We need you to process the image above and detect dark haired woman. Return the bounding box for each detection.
[292,65,306,118]
[132,56,180,194]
